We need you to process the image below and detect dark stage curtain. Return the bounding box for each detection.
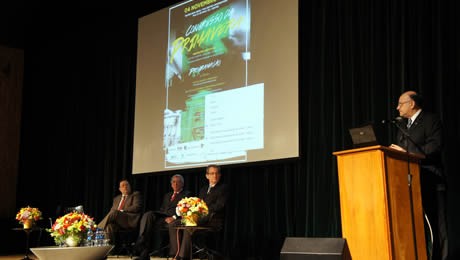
[8,1,460,259]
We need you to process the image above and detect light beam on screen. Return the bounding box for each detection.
[133,0,298,174]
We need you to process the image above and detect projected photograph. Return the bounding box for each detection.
[163,0,264,168]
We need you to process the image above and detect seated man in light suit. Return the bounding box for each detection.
[98,179,143,244]
[169,165,229,260]
[134,174,191,260]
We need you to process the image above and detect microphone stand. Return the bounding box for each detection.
[391,120,421,260]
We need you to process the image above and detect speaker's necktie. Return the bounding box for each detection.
[407,118,412,129]
[118,195,126,210]
[170,192,177,201]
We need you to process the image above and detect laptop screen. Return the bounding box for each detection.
[348,124,378,148]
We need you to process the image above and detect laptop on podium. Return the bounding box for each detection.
[348,124,379,148]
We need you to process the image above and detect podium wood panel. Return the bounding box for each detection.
[333,145,426,260]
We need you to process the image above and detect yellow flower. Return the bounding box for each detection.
[176,197,209,225]
[47,212,96,245]
[15,206,42,224]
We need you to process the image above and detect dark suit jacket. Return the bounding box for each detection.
[198,182,229,228]
[112,191,143,212]
[106,190,143,229]
[395,112,448,260]
[158,190,191,217]
[137,190,191,237]
[396,110,444,180]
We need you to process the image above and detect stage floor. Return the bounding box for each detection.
[0,255,170,260]
[0,255,203,260]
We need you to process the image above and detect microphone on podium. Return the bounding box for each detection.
[382,117,408,136]
[381,116,404,125]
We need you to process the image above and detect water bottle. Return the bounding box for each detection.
[99,229,105,246]
[95,228,104,246]
[85,229,93,246]
[94,228,100,246]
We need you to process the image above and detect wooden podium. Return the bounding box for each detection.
[333,145,426,260]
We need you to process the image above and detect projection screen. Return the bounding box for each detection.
[133,0,298,174]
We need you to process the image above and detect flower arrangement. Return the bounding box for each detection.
[176,197,209,226]
[16,206,42,227]
[47,212,96,246]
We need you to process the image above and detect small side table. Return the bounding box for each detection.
[12,227,43,260]
[174,226,210,259]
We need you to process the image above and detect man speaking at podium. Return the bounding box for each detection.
[389,90,448,260]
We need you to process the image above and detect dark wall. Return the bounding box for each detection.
[1,2,459,259]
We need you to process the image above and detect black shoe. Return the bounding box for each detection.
[139,249,151,259]
[133,237,145,255]
[132,257,149,260]
[175,256,192,260]
[133,253,150,260]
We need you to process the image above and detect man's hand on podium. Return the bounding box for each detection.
[389,144,406,152]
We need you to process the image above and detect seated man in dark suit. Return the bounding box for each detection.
[169,164,229,260]
[134,174,191,260]
[98,179,143,244]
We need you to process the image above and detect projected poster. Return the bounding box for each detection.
[163,0,264,168]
